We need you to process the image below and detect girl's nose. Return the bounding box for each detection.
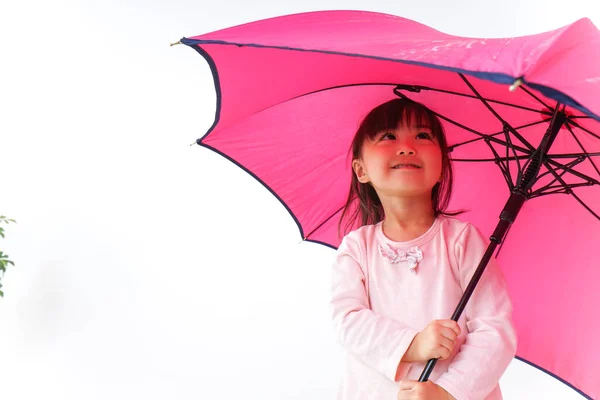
[396,139,416,155]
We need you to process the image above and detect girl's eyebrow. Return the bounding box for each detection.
[413,124,432,130]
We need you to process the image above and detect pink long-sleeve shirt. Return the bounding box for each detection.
[330,215,517,400]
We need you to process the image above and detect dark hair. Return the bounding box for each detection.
[338,97,458,238]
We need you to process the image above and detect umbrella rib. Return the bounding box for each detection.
[296,83,552,117]
[518,85,553,110]
[451,152,600,162]
[303,205,345,241]
[448,119,551,151]
[566,119,600,141]
[452,155,529,162]
[485,139,514,190]
[546,158,600,184]
[448,123,534,156]
[531,182,594,197]
[548,153,600,159]
[540,160,600,220]
[569,190,600,220]
[448,133,504,150]
[395,91,492,140]
[529,189,568,197]
[564,121,600,178]
[458,73,536,152]
[544,157,600,185]
[288,82,548,117]
[502,123,524,186]
[434,112,522,150]
[544,162,600,220]
[504,125,514,185]
[394,84,548,114]
[531,158,586,196]
[539,156,583,182]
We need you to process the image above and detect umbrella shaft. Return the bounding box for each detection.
[491,192,527,243]
[418,242,498,382]
[419,192,526,382]
[419,106,566,382]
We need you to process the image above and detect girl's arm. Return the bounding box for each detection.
[435,224,518,400]
[330,235,420,382]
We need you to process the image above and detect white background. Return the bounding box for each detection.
[0,1,598,399]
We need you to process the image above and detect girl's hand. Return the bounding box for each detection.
[403,319,461,363]
[397,380,456,400]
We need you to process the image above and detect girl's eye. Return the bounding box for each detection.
[380,133,396,140]
[416,132,432,140]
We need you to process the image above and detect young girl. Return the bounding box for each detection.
[330,98,517,400]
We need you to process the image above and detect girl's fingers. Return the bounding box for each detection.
[399,379,418,390]
[439,336,455,354]
[440,326,458,342]
[437,320,461,336]
[437,344,452,359]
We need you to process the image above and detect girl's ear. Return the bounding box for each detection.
[352,159,369,183]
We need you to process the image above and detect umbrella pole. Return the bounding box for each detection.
[419,105,566,383]
[418,192,524,382]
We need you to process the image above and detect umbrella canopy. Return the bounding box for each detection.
[180,10,600,399]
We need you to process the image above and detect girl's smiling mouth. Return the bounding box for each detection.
[392,163,422,169]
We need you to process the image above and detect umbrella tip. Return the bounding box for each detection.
[170,40,182,47]
[509,78,523,92]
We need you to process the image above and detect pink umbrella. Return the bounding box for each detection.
[178,10,600,399]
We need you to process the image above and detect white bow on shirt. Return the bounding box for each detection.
[378,244,423,274]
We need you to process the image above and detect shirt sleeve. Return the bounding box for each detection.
[435,223,518,400]
[330,235,419,382]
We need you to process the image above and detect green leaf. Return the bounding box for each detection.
[0,216,16,224]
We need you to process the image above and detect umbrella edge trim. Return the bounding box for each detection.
[195,141,308,242]
[515,355,593,399]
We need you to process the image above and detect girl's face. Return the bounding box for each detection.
[352,122,442,199]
